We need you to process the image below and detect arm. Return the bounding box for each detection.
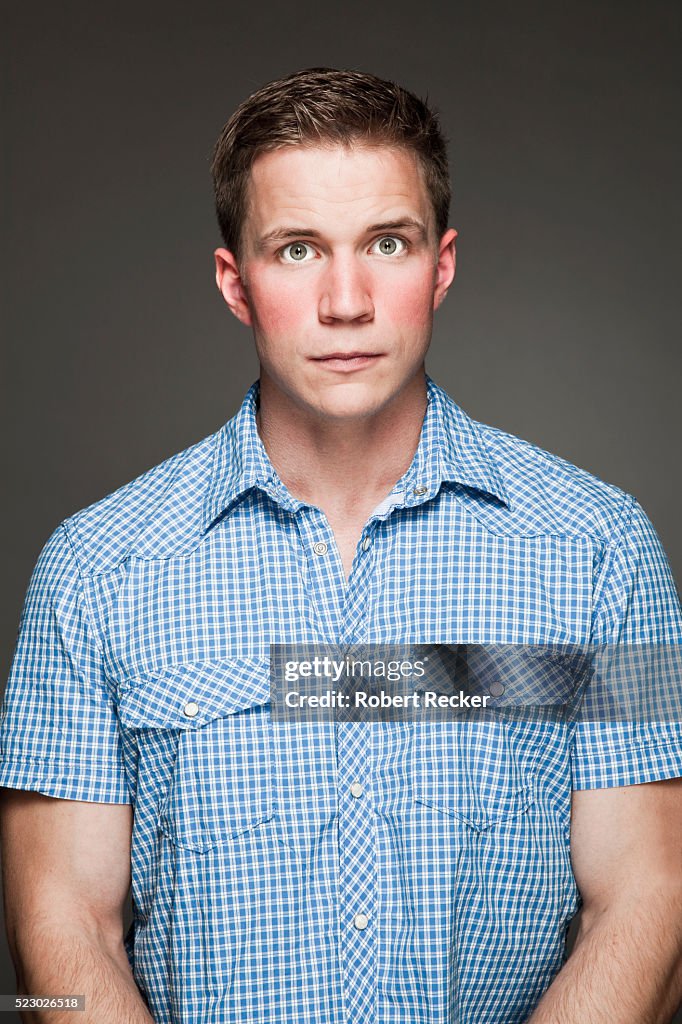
[0,789,154,1024]
[527,777,682,1024]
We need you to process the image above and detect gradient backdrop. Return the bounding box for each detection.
[2,1,680,1019]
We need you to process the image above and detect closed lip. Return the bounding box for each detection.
[313,352,382,359]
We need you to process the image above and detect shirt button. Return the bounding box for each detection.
[413,485,427,495]
[361,537,371,551]
[353,913,369,930]
[350,782,364,798]
[313,541,328,555]
[183,701,199,718]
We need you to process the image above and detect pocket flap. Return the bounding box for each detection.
[414,644,587,713]
[117,657,271,730]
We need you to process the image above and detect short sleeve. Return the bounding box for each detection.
[0,523,132,803]
[571,497,682,789]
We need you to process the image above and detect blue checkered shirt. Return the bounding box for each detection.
[1,375,681,1023]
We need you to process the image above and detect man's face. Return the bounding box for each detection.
[215,143,456,423]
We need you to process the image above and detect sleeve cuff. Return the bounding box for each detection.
[0,756,133,804]
[572,737,682,789]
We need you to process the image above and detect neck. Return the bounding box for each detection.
[255,372,429,517]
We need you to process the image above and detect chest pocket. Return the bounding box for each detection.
[409,647,589,831]
[117,658,273,853]
[413,715,538,831]
[412,645,582,831]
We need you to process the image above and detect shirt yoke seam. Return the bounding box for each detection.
[60,520,108,659]
[589,492,637,630]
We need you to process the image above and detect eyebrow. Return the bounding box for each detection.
[366,218,428,239]
[255,217,429,251]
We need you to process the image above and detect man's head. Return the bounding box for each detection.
[212,68,457,425]
[211,67,451,263]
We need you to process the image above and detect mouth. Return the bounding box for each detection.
[312,352,384,371]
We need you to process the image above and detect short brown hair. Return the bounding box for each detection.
[210,67,451,259]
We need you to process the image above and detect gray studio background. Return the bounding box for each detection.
[2,1,680,1019]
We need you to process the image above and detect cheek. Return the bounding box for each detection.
[247,275,310,336]
[379,273,435,330]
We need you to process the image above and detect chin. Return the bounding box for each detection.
[312,391,393,422]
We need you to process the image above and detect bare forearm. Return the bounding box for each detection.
[527,896,682,1024]
[12,924,154,1024]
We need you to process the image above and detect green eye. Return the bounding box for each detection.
[378,237,398,255]
[373,236,406,256]
[284,243,310,261]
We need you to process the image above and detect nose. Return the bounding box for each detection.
[318,254,375,324]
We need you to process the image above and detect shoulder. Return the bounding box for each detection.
[469,416,633,542]
[59,429,220,577]
[436,391,630,544]
[428,378,635,542]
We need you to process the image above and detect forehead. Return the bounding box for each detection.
[244,143,432,237]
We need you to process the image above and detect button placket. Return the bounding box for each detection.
[337,720,376,1022]
[293,508,347,639]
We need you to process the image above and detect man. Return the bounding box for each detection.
[0,67,680,1024]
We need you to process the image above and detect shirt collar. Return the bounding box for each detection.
[425,375,511,510]
[203,374,510,533]
[203,380,274,532]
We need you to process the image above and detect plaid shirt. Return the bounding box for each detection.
[1,375,681,1023]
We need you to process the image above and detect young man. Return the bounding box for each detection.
[0,68,680,1024]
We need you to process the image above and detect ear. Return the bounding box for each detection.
[214,248,252,327]
[433,228,457,311]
